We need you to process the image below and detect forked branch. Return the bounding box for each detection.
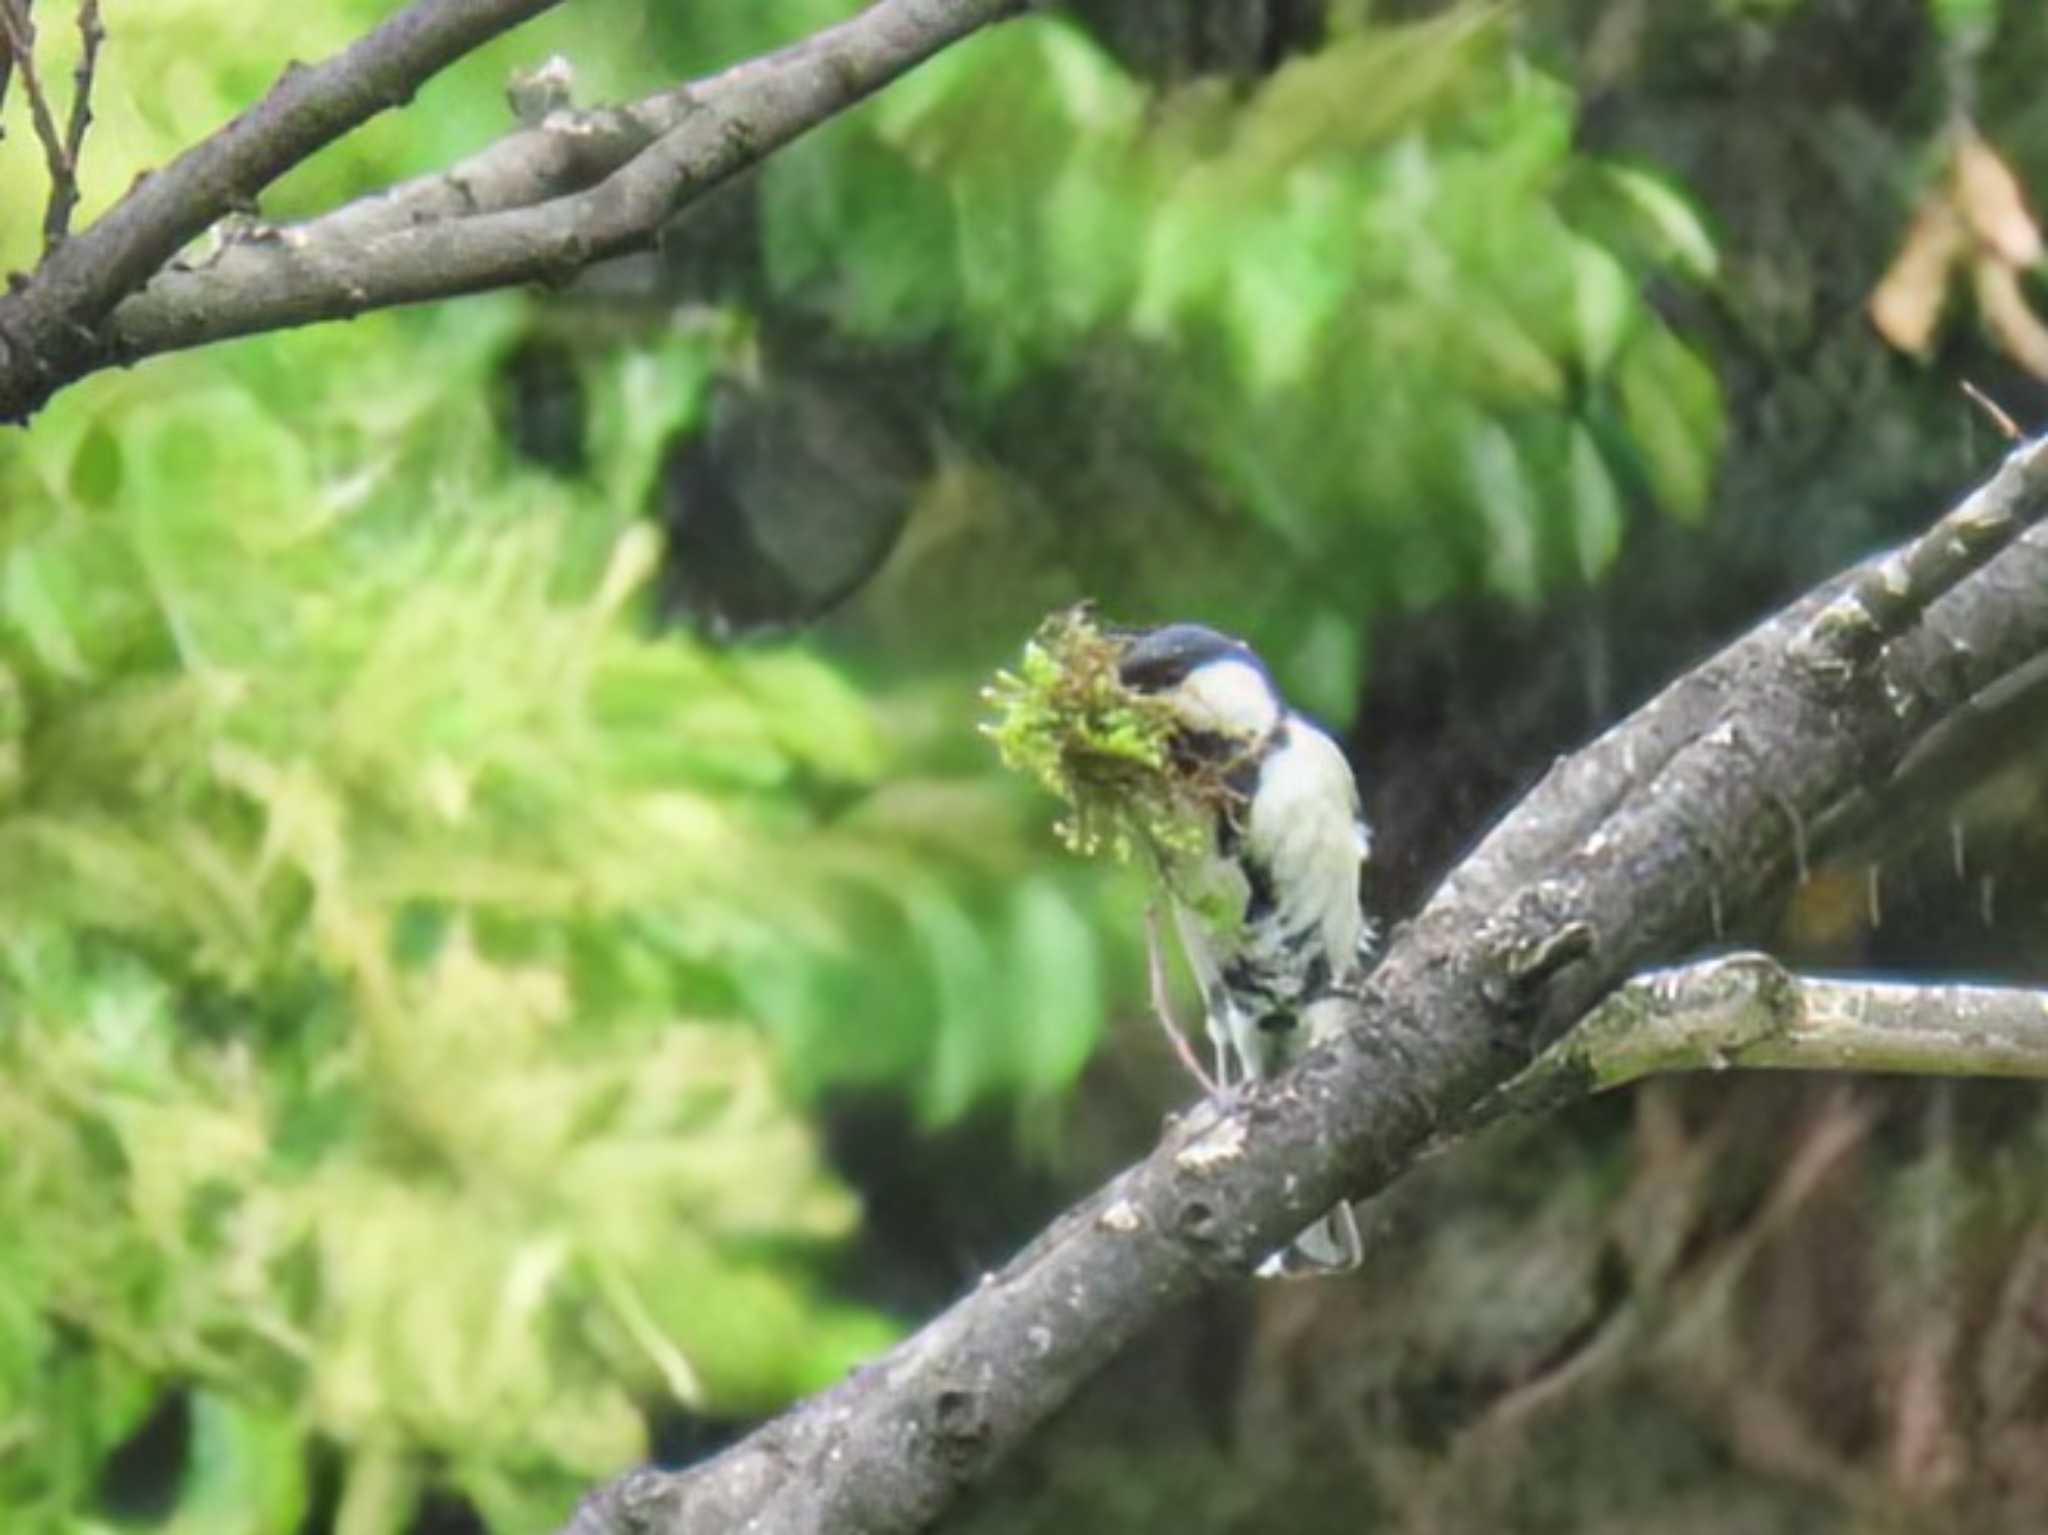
[0,0,75,252]
[0,0,1029,422]
[45,0,105,247]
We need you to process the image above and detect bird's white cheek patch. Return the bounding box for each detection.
[1174,659,1279,739]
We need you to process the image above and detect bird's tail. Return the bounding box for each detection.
[1255,1200,1363,1280]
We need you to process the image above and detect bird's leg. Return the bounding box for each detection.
[1159,897,1241,1099]
[1146,905,1220,1097]
[1206,1010,1236,1095]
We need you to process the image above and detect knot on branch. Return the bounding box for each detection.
[1174,1197,1223,1248]
[1505,920,1595,1005]
[569,1467,677,1535]
[931,1388,990,1461]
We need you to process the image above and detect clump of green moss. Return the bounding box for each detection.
[983,607,1239,868]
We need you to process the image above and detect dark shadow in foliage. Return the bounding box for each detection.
[818,1094,1081,1318]
[491,336,589,477]
[653,345,931,639]
[408,1485,489,1535]
[95,1388,189,1523]
[1067,0,1327,85]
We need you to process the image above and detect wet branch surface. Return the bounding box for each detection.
[564,439,2048,1534]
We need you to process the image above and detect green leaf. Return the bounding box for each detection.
[2,548,90,680]
[1570,236,1635,374]
[1602,164,1719,281]
[1616,327,1724,523]
[167,1392,307,1535]
[68,421,125,509]
[909,889,1002,1124]
[1569,425,1626,581]
[1003,878,1104,1095]
[1225,171,1356,394]
[1466,417,1542,606]
[760,121,962,339]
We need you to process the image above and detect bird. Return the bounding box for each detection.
[1116,622,1372,1277]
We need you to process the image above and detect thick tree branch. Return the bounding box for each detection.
[0,0,565,420]
[0,0,1027,422]
[561,438,2048,1535]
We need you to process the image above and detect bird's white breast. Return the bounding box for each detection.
[1244,716,1367,980]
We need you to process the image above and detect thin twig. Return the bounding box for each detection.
[1961,378,2023,442]
[46,0,105,247]
[0,0,26,130]
[0,0,75,253]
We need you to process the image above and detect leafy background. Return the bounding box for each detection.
[5,1,2048,1532]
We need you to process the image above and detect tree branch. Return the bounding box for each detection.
[0,0,567,421]
[1798,415,2048,669]
[560,436,2048,1534]
[0,0,1029,422]
[1477,952,2048,1125]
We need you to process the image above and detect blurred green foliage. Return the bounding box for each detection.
[0,299,924,1526]
[753,6,1720,717]
[0,0,1726,1530]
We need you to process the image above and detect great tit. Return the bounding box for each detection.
[1118,622,1371,1277]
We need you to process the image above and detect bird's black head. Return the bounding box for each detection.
[1116,623,1258,694]
[1116,623,1282,749]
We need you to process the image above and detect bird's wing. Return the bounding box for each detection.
[1246,718,1368,984]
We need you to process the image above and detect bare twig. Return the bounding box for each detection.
[45,0,105,247]
[0,0,26,130]
[0,0,75,251]
[1962,378,2023,441]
